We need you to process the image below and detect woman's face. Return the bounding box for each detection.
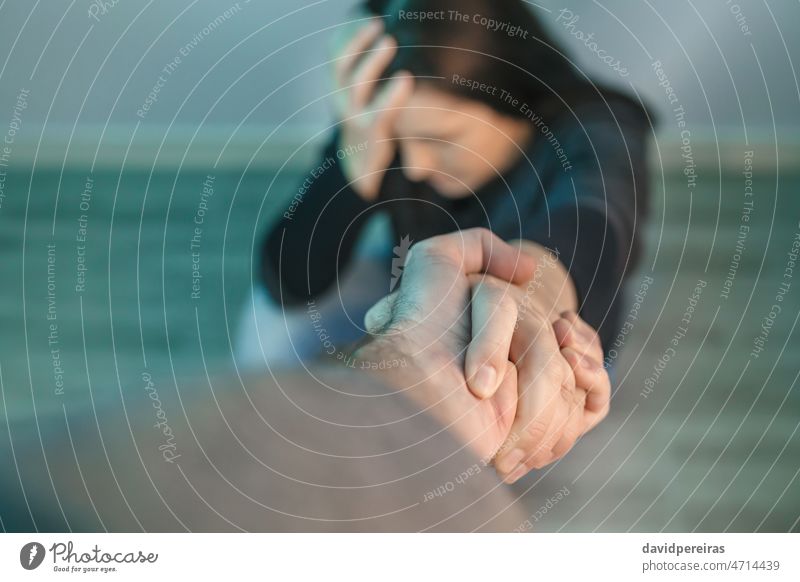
[393,84,533,198]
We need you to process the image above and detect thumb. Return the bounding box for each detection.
[364,291,399,334]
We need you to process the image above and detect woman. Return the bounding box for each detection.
[240,0,651,370]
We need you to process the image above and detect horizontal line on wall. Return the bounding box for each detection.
[5,124,799,173]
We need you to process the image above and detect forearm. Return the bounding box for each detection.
[261,133,373,305]
[0,362,519,531]
[353,335,480,452]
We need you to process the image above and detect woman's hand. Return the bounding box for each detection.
[332,19,414,201]
[553,311,611,435]
[468,279,611,483]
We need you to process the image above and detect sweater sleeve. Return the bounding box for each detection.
[522,103,650,351]
[261,131,374,307]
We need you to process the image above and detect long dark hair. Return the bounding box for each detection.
[364,0,650,124]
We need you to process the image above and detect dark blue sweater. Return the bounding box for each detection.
[262,97,651,353]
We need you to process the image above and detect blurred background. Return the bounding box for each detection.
[0,0,798,531]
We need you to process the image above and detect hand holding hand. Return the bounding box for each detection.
[356,228,536,461]
[356,229,611,482]
[493,304,611,484]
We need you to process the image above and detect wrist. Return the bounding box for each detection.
[353,334,488,453]
[351,333,425,388]
[350,337,415,380]
[352,333,460,403]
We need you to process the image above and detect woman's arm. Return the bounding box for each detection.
[261,131,374,306]
[262,19,414,306]
[520,100,650,351]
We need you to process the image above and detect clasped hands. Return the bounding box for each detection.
[355,228,611,484]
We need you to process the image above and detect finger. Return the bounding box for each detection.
[410,228,536,285]
[556,311,604,362]
[372,70,414,131]
[364,291,399,334]
[397,229,535,340]
[550,384,587,460]
[561,346,611,428]
[553,317,603,367]
[335,19,384,88]
[349,36,399,111]
[493,323,563,481]
[519,369,576,471]
[492,361,520,445]
[465,277,518,399]
[468,228,537,284]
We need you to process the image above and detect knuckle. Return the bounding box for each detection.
[559,356,575,382]
[550,440,571,460]
[410,238,436,258]
[561,346,579,367]
[474,227,496,248]
[563,417,582,443]
[540,357,564,384]
[569,329,584,348]
[573,388,588,411]
[525,454,552,471]
[553,318,569,340]
[521,418,549,444]
[589,384,610,407]
[411,237,454,263]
